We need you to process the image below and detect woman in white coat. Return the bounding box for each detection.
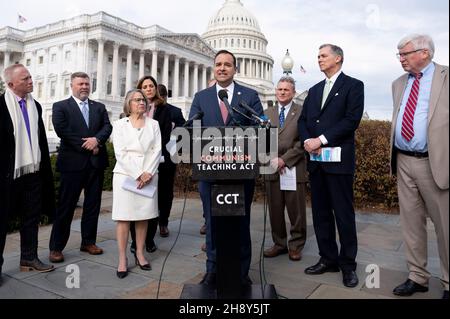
[111,89,161,278]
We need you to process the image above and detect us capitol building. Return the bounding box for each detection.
[0,0,279,145]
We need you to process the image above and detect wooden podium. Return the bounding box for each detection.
[178,126,278,299]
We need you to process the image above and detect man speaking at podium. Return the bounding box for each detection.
[189,50,263,288]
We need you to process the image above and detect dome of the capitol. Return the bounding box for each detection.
[202,0,274,90]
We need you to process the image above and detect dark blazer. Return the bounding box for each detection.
[0,94,56,222]
[166,103,186,128]
[298,72,364,175]
[189,82,264,128]
[52,97,112,172]
[153,103,172,160]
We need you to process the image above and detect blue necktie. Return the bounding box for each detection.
[279,106,285,128]
[81,101,89,127]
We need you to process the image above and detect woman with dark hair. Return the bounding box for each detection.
[130,76,172,253]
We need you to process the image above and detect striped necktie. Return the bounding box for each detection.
[401,73,423,141]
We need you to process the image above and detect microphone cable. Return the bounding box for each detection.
[156,165,191,299]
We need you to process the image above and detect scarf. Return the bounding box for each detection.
[5,88,41,179]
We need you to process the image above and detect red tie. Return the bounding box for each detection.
[219,99,228,124]
[401,73,423,141]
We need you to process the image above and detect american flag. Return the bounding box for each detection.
[300,65,306,74]
[18,14,27,23]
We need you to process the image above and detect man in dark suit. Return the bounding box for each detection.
[264,76,307,262]
[1,64,55,285]
[49,72,112,263]
[298,44,364,288]
[189,50,263,287]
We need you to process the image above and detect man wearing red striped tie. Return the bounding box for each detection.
[390,34,449,299]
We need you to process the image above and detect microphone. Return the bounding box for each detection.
[183,111,204,127]
[238,101,271,128]
[218,89,235,119]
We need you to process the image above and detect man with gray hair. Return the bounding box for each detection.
[298,44,364,288]
[390,34,449,299]
[0,64,56,286]
[263,76,307,262]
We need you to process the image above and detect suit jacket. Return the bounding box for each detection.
[52,97,112,172]
[166,103,186,128]
[264,103,307,183]
[153,103,172,161]
[189,82,263,127]
[390,63,449,190]
[298,72,364,175]
[0,94,55,222]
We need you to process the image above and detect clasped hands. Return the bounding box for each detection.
[137,172,153,189]
[270,157,286,175]
[82,137,99,155]
[304,137,322,155]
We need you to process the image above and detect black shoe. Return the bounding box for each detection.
[304,262,340,275]
[134,253,151,271]
[241,275,253,287]
[116,270,128,279]
[130,243,136,254]
[443,290,449,299]
[342,270,359,288]
[146,241,157,253]
[200,272,216,286]
[393,279,428,296]
[20,258,55,272]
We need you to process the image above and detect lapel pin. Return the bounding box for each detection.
[237,91,241,96]
[335,93,339,96]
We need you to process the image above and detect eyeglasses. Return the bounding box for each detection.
[396,49,425,60]
[131,98,146,103]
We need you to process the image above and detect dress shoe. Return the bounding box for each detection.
[201,243,207,252]
[263,245,288,258]
[134,253,151,271]
[393,279,428,296]
[304,262,340,275]
[241,275,253,287]
[200,224,207,235]
[200,272,216,286]
[159,226,169,237]
[116,270,128,279]
[49,250,64,263]
[80,244,103,255]
[130,242,136,254]
[443,290,449,299]
[20,258,55,272]
[342,270,359,288]
[146,243,157,253]
[288,249,302,261]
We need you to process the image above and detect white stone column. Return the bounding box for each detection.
[256,60,260,79]
[259,60,263,79]
[210,68,214,81]
[173,56,180,98]
[201,65,207,90]
[56,44,64,98]
[111,42,120,97]
[184,60,190,97]
[139,51,145,79]
[96,38,105,94]
[193,63,199,95]
[43,48,49,99]
[162,52,169,88]
[31,50,37,77]
[151,50,158,81]
[4,50,11,68]
[125,47,133,92]
[269,65,273,82]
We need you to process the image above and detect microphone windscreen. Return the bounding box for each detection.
[218,89,228,101]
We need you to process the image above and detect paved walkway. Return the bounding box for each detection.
[0,191,444,299]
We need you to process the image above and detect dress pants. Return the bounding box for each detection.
[309,167,357,271]
[397,153,449,290]
[50,164,104,251]
[158,161,176,227]
[199,180,254,278]
[0,172,42,264]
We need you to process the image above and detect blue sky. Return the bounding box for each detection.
[1,0,449,120]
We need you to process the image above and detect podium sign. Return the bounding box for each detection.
[211,184,245,216]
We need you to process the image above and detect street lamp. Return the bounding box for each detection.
[281,49,294,75]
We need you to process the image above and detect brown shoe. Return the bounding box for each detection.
[200,224,207,235]
[80,244,103,255]
[160,226,169,238]
[20,258,55,272]
[263,245,288,258]
[201,243,207,252]
[49,250,64,263]
[288,249,302,261]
